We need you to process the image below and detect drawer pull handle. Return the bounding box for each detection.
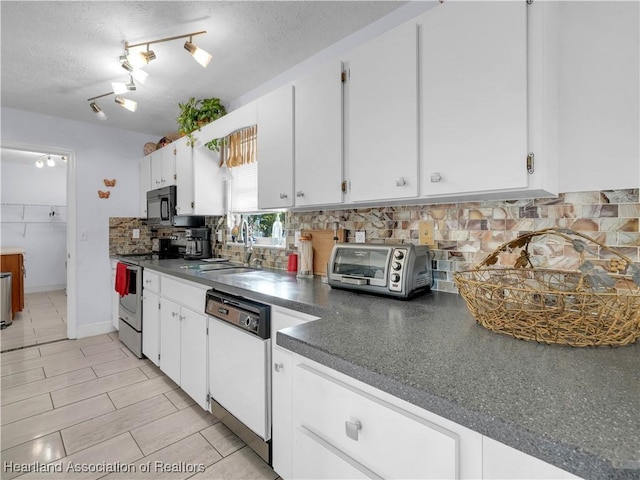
[274,362,284,372]
[345,420,362,441]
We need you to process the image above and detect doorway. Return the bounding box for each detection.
[0,144,76,350]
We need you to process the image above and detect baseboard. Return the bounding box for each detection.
[25,284,66,294]
[73,321,116,339]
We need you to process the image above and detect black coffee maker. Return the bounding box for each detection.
[184,227,212,260]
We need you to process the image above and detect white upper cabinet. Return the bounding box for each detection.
[257,84,295,209]
[174,136,224,216]
[344,20,419,203]
[149,145,176,189]
[294,60,344,207]
[418,1,556,200]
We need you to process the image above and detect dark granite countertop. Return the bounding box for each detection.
[130,257,640,480]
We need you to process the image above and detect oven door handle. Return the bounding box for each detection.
[341,276,369,286]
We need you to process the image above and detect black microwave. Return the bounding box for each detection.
[147,185,176,226]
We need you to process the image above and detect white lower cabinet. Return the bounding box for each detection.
[142,289,160,366]
[292,359,467,479]
[179,306,208,410]
[277,351,581,480]
[159,297,181,385]
[270,306,319,480]
[143,270,209,410]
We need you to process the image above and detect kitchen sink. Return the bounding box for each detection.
[180,262,241,271]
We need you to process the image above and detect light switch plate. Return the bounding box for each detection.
[132,229,140,239]
[419,222,435,246]
[355,231,366,243]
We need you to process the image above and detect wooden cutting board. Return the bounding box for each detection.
[304,229,345,276]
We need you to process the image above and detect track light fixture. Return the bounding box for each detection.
[115,96,138,112]
[111,75,136,95]
[184,37,212,68]
[119,56,148,84]
[87,31,212,120]
[87,93,111,120]
[46,155,55,167]
[35,158,44,168]
[125,31,211,69]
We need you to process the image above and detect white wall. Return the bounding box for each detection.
[1,160,67,292]
[1,107,153,337]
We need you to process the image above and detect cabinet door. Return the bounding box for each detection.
[257,84,294,209]
[159,297,181,384]
[180,307,208,410]
[174,138,194,215]
[192,147,224,215]
[272,347,293,479]
[346,20,419,202]
[139,155,151,217]
[161,145,176,187]
[150,151,163,189]
[419,1,528,196]
[294,61,343,207]
[142,290,160,366]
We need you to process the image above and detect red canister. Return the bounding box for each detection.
[287,253,298,273]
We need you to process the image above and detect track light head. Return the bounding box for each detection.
[141,48,156,63]
[46,155,55,167]
[184,40,212,68]
[89,101,107,120]
[115,96,137,112]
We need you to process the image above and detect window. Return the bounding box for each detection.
[228,212,286,248]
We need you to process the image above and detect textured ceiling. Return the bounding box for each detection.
[1,1,406,138]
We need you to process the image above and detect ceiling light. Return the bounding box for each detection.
[111,81,128,95]
[141,47,156,63]
[46,155,55,167]
[88,95,109,120]
[184,38,212,68]
[120,56,148,84]
[35,159,44,168]
[112,76,136,94]
[115,96,137,112]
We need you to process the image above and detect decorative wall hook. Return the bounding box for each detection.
[98,190,111,199]
[103,179,116,187]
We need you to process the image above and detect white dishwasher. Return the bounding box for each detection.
[205,289,271,465]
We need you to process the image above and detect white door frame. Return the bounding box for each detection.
[1,141,77,339]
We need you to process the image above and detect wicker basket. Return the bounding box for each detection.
[453,228,640,347]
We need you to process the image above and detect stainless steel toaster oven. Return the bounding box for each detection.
[327,243,432,298]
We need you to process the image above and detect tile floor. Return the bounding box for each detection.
[1,332,279,479]
[1,290,68,352]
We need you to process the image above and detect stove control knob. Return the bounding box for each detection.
[392,261,402,271]
[394,250,405,260]
[390,273,401,283]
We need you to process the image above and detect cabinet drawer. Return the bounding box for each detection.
[294,363,459,479]
[143,270,160,293]
[161,276,208,311]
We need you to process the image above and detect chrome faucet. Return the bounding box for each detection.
[241,219,253,266]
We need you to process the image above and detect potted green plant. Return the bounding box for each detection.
[176,97,227,151]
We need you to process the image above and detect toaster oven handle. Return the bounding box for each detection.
[341,277,369,286]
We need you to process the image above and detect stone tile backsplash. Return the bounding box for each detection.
[110,189,639,294]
